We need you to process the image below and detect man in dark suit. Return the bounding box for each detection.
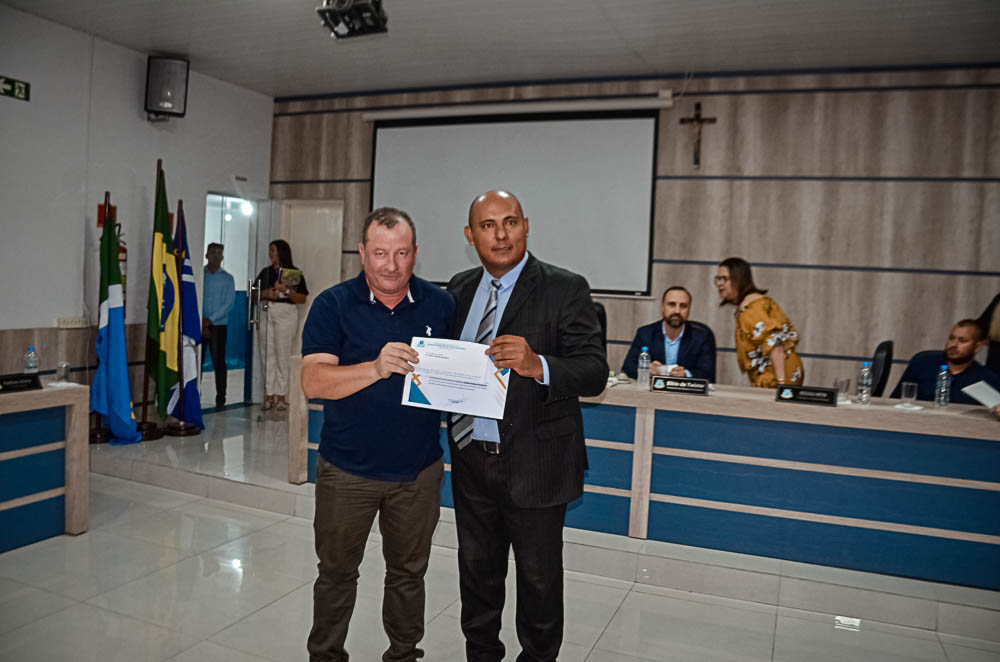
[621,286,717,382]
[447,190,608,662]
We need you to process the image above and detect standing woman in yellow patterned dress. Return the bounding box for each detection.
[715,257,804,388]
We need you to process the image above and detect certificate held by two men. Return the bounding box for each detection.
[401,338,509,419]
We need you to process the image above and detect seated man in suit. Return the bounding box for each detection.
[622,286,717,382]
[891,319,1000,405]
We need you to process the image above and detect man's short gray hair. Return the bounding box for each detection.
[362,207,416,246]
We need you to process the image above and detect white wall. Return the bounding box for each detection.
[0,5,273,329]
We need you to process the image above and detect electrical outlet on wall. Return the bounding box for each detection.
[57,316,89,329]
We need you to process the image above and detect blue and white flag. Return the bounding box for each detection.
[91,202,141,444]
[167,204,204,429]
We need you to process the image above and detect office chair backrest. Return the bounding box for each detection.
[871,340,894,397]
[592,301,607,350]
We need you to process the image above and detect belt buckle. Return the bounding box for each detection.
[480,440,501,455]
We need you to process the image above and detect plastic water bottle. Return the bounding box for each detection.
[637,346,651,390]
[935,365,951,407]
[856,361,872,405]
[24,345,39,374]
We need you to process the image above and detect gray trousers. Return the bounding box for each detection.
[308,456,443,662]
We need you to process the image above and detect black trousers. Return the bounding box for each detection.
[451,442,568,662]
[207,324,228,405]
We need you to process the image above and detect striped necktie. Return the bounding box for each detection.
[452,278,501,449]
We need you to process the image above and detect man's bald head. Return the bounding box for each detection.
[468,190,524,227]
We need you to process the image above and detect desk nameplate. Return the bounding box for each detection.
[651,376,710,396]
[776,385,837,407]
[0,373,42,394]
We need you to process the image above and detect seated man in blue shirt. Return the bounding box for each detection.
[622,286,717,382]
[891,319,1000,405]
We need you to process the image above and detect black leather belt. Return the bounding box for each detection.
[474,439,502,455]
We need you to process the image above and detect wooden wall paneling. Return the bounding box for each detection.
[755,267,1000,360]
[668,180,994,271]
[652,179,733,261]
[660,89,995,179]
[271,112,373,182]
[273,78,679,117]
[341,253,361,282]
[987,92,1000,177]
[689,69,988,95]
[647,263,999,362]
[606,344,628,377]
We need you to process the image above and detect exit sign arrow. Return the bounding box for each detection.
[0,75,31,102]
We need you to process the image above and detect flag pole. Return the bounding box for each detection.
[90,191,113,444]
[166,198,200,437]
[137,159,164,441]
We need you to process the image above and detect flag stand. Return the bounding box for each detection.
[90,412,112,444]
[165,198,200,437]
[137,160,165,441]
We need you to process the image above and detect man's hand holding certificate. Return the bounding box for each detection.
[402,337,509,419]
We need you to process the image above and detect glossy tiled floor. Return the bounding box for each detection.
[2,474,999,661]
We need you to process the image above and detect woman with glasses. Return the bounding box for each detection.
[254,239,309,411]
[715,257,803,388]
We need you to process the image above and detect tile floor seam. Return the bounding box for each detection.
[781,573,944,603]
[936,631,954,662]
[87,572,312,651]
[81,544,201,601]
[74,599,194,640]
[200,576,315,659]
[90,523,204,561]
[585,580,638,660]
[425,595,462,623]
[169,495,295,521]
[0,592,82,640]
[770,573,781,662]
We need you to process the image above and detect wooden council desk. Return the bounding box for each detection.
[0,384,89,553]
[290,358,1000,590]
[580,382,1000,590]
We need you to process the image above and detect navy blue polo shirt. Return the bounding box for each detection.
[301,272,455,481]
[890,350,1000,405]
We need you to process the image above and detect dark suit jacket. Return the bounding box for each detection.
[446,254,609,508]
[621,320,717,382]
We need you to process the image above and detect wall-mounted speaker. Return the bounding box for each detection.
[145,56,189,120]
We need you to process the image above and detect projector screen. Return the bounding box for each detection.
[371,113,656,294]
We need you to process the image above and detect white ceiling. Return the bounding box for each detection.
[6,0,1000,99]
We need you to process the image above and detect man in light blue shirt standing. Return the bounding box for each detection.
[202,243,235,410]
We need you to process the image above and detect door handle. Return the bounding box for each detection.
[248,279,259,330]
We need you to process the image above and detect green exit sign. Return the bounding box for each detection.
[0,76,30,102]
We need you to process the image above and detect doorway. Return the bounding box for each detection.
[201,193,272,408]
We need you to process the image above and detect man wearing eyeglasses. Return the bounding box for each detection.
[621,285,717,382]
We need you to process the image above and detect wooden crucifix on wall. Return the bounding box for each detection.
[679,102,716,170]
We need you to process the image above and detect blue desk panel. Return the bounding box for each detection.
[651,455,1000,535]
[648,409,1000,589]
[0,406,68,553]
[648,500,1000,589]
[653,410,1000,482]
[0,496,66,554]
[0,407,65,453]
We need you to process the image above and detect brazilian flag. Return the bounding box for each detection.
[146,168,180,418]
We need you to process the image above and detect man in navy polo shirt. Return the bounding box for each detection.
[301,207,455,662]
